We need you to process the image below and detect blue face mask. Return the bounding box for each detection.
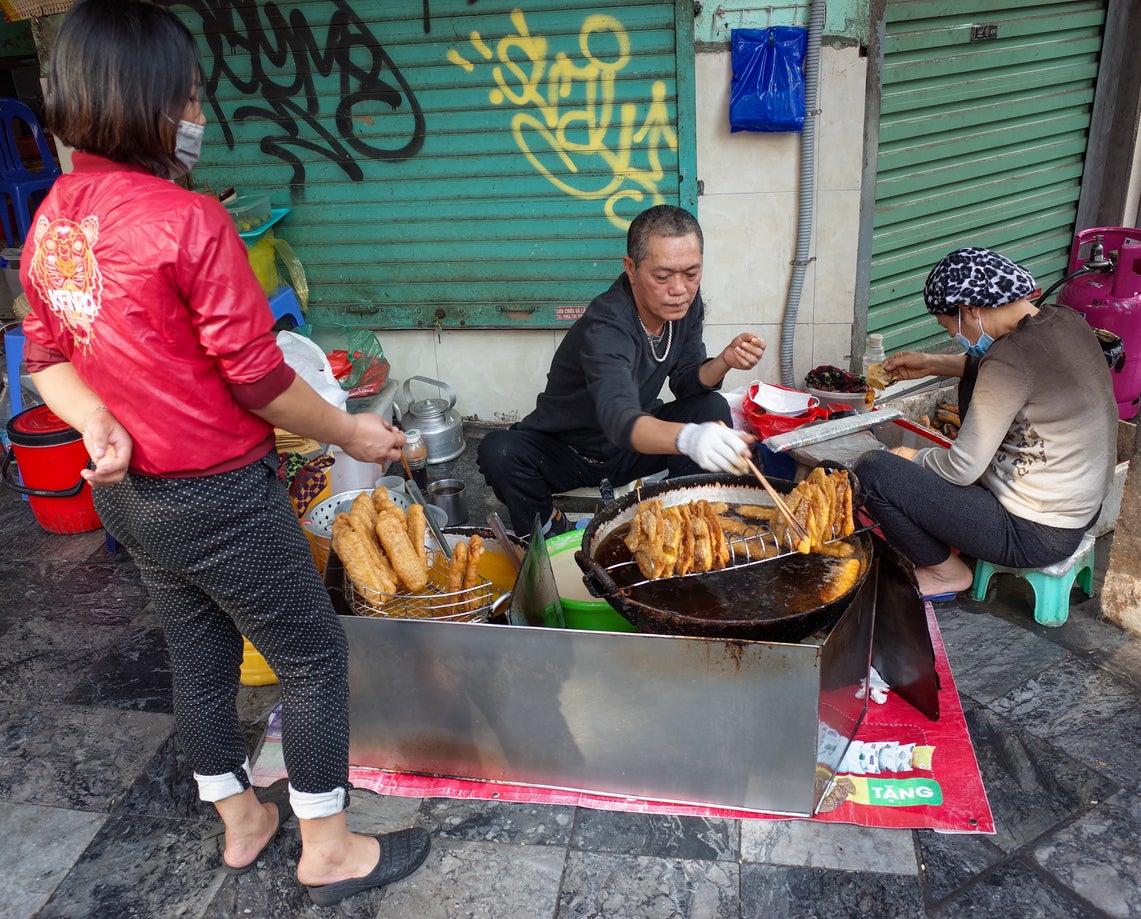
[954,312,994,358]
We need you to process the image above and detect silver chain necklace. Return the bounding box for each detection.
[638,315,673,363]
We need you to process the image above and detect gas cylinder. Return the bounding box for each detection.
[1056,227,1141,420]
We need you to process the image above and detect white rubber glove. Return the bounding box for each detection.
[676,422,751,475]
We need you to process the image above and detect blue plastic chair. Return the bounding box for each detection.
[0,98,61,246]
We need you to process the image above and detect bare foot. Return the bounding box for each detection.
[914,554,973,598]
[297,832,381,888]
[223,800,283,871]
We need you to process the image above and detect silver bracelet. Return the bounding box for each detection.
[83,404,108,434]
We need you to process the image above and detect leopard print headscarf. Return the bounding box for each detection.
[922,247,1036,315]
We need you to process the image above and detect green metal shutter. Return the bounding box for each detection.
[868,0,1107,352]
[163,0,696,330]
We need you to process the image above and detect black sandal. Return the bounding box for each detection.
[221,779,293,876]
[305,827,431,906]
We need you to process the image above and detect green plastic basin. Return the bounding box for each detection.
[545,528,635,632]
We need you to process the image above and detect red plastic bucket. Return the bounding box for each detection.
[3,404,101,534]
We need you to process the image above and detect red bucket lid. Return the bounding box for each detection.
[7,404,82,447]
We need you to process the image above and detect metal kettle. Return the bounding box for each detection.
[400,376,465,463]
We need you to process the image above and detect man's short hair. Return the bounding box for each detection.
[627,205,703,265]
[46,0,202,177]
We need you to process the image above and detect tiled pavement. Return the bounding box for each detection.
[0,423,1139,918]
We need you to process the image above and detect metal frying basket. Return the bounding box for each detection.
[345,548,494,622]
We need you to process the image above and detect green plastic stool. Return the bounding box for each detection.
[970,533,1096,627]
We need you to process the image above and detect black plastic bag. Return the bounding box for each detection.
[729,27,807,134]
[1094,327,1126,373]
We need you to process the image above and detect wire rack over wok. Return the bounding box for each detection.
[345,549,494,622]
[611,521,862,589]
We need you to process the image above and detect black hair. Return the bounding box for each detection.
[45,0,202,175]
[626,205,703,265]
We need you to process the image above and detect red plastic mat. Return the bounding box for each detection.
[253,603,993,833]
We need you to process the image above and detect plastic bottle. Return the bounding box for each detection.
[861,333,886,378]
[401,428,429,491]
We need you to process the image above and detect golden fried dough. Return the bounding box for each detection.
[463,535,483,590]
[371,485,401,516]
[691,515,712,573]
[406,503,428,569]
[819,558,861,603]
[448,540,468,593]
[716,515,752,535]
[676,504,695,577]
[654,506,684,578]
[333,515,396,596]
[737,504,778,521]
[349,492,378,534]
[814,538,857,558]
[771,468,856,553]
[866,362,894,391]
[376,512,428,592]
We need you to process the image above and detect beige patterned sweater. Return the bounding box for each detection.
[913,306,1117,528]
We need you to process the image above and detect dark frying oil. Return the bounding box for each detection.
[596,525,858,623]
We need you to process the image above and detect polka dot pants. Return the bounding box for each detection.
[94,452,350,801]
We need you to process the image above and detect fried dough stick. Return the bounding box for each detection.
[406,503,428,569]
[349,492,378,534]
[461,535,485,611]
[814,538,857,558]
[332,515,396,597]
[371,486,401,517]
[654,506,684,578]
[698,500,730,569]
[675,505,696,577]
[819,557,861,603]
[738,504,778,521]
[691,515,713,573]
[448,540,468,594]
[349,514,400,589]
[376,511,428,592]
[837,471,855,537]
[625,500,663,579]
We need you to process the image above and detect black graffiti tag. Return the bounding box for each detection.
[161,0,425,184]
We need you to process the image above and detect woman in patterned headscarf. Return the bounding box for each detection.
[854,247,1117,601]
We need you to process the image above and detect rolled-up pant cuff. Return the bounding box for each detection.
[289,785,347,819]
[195,759,253,802]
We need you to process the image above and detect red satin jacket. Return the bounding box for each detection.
[20,153,294,477]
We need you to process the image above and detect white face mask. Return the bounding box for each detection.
[170,118,205,177]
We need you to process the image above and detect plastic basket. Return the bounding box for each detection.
[302,487,410,574]
[345,548,493,622]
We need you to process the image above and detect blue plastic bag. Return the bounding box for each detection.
[729,27,807,133]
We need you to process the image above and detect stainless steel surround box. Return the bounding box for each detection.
[337,551,934,817]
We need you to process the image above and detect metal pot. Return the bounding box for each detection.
[575,472,871,643]
[401,376,465,463]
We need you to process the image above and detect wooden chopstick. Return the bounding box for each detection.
[712,421,810,544]
[743,455,811,545]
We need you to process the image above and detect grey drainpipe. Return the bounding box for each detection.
[780,0,827,387]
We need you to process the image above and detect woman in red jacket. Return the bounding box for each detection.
[20,0,428,906]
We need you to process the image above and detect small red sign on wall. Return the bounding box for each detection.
[556,306,587,322]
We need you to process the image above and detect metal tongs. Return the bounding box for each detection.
[486,512,523,574]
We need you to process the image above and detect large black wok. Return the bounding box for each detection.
[575,472,871,643]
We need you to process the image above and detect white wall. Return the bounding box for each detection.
[376,45,868,425]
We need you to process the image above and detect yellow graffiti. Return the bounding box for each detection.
[450,9,677,229]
